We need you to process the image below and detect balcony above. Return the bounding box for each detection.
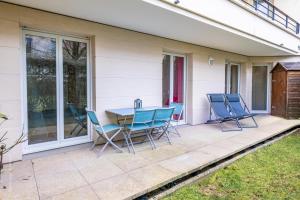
[3,0,300,56]
[239,0,299,35]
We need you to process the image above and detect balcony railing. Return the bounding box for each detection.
[241,0,300,35]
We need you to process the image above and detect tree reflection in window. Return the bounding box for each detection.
[63,40,88,138]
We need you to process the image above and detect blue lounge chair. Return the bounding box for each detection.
[125,109,156,153]
[225,94,258,128]
[86,109,129,156]
[168,102,184,137]
[207,94,242,132]
[151,107,175,144]
[68,103,87,136]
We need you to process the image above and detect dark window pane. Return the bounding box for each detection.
[26,34,57,145]
[63,40,88,139]
[252,66,268,110]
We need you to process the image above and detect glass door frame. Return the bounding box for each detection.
[162,52,187,124]
[22,30,92,154]
[251,64,271,114]
[225,62,241,94]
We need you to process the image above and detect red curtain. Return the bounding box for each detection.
[173,57,184,103]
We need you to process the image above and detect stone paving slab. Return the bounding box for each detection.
[0,116,299,200]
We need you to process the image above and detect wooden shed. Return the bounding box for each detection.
[271,62,300,119]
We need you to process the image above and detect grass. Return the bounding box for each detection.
[164,132,300,200]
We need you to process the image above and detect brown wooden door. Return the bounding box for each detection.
[271,70,287,117]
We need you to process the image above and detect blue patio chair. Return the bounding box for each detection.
[225,94,258,128]
[86,109,129,156]
[207,94,242,132]
[168,102,183,137]
[124,109,156,154]
[151,107,175,144]
[68,103,87,136]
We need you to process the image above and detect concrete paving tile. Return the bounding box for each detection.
[138,144,187,163]
[35,170,88,199]
[74,156,124,184]
[32,153,76,175]
[189,150,222,166]
[91,173,144,200]
[212,139,248,153]
[128,164,176,193]
[47,185,99,200]
[229,134,265,146]
[106,152,151,172]
[0,176,39,200]
[1,160,34,184]
[175,137,208,151]
[158,151,214,175]
[196,144,234,159]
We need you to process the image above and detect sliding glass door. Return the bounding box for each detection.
[24,31,90,153]
[162,53,186,123]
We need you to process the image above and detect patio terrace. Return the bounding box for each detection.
[0,115,299,200]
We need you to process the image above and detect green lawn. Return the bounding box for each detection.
[164,133,300,200]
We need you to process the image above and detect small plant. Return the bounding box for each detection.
[0,113,27,174]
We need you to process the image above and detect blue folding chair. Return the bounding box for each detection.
[225,94,258,128]
[151,107,175,144]
[124,109,156,154]
[68,103,87,136]
[86,109,129,156]
[168,102,183,137]
[207,94,242,132]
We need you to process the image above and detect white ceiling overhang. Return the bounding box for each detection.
[3,0,297,56]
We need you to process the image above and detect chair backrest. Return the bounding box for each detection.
[169,102,183,115]
[86,109,104,132]
[225,94,248,116]
[132,109,155,124]
[153,107,175,122]
[68,103,79,118]
[207,94,232,119]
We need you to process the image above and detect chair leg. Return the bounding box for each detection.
[174,126,181,137]
[252,116,258,128]
[122,131,131,153]
[103,131,123,153]
[70,123,80,135]
[76,127,84,136]
[147,129,156,149]
[150,133,157,149]
[169,123,181,137]
[220,120,242,132]
[98,142,110,157]
[146,132,155,150]
[90,136,101,150]
[127,133,136,154]
[164,130,172,145]
[238,116,258,128]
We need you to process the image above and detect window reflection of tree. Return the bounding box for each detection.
[26,36,56,111]
[63,40,87,113]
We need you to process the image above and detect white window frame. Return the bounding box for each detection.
[21,30,92,154]
[251,64,272,114]
[162,52,187,125]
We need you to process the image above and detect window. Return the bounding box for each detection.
[225,63,240,94]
